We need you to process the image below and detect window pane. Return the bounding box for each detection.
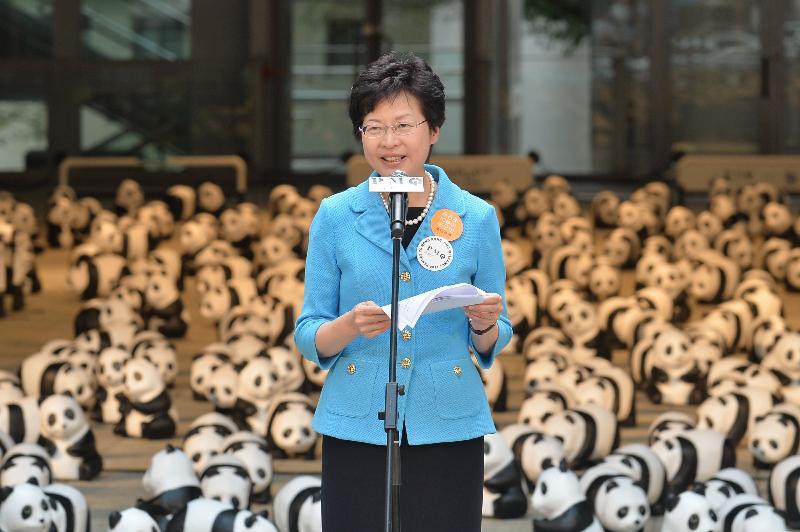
[81,0,191,60]
[0,100,47,171]
[0,0,53,58]
[785,0,800,152]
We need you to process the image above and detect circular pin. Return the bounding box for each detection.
[430,209,464,241]
[416,236,453,271]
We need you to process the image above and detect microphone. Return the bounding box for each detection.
[368,170,425,239]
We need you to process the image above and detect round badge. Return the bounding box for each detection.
[416,236,454,271]
[430,209,464,241]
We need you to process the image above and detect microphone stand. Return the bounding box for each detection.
[379,190,407,532]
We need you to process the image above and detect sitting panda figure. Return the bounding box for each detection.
[142,271,188,338]
[190,350,232,401]
[531,459,601,531]
[515,431,564,492]
[37,394,102,481]
[272,475,322,532]
[749,403,800,469]
[200,278,259,323]
[140,444,202,524]
[578,463,650,531]
[605,443,667,515]
[518,385,572,431]
[165,498,278,532]
[133,340,178,389]
[0,482,55,532]
[221,431,274,504]
[207,363,239,416]
[0,442,52,487]
[474,356,507,411]
[108,507,161,531]
[693,467,758,513]
[661,490,719,532]
[481,432,528,518]
[264,346,305,395]
[574,365,636,427]
[199,454,252,510]
[220,207,255,260]
[650,428,736,496]
[560,300,611,361]
[718,493,788,532]
[233,357,280,437]
[0,396,40,444]
[182,412,238,476]
[767,454,800,529]
[543,404,619,470]
[264,393,317,459]
[93,346,129,424]
[44,482,90,532]
[114,357,177,439]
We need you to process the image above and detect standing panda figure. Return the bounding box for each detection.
[650,429,736,496]
[221,431,274,504]
[114,357,177,439]
[272,475,321,532]
[749,403,800,469]
[543,404,619,469]
[264,393,317,459]
[0,482,55,532]
[531,460,602,531]
[481,432,528,518]
[0,396,40,444]
[36,395,101,481]
[0,442,52,488]
[578,463,650,531]
[767,454,800,529]
[605,443,667,515]
[44,482,89,532]
[661,490,720,532]
[165,498,278,532]
[199,454,252,510]
[140,444,202,522]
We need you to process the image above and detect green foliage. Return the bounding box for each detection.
[523,0,591,48]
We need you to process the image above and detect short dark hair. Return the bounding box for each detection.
[348,51,446,140]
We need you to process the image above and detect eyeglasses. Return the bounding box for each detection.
[358,120,428,139]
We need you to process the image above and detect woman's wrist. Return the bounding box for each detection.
[469,319,497,335]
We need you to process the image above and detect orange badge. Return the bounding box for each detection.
[430,209,464,241]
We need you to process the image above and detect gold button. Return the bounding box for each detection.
[454,365,462,377]
[347,363,356,375]
[400,272,411,282]
[402,329,412,341]
[400,357,411,369]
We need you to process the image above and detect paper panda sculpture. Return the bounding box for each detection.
[142,271,188,338]
[182,412,238,476]
[190,350,231,401]
[0,443,52,488]
[749,403,800,469]
[474,356,507,411]
[264,392,317,459]
[543,404,619,469]
[650,429,736,496]
[92,346,129,424]
[233,357,280,437]
[44,482,90,532]
[0,482,55,532]
[717,493,788,532]
[141,444,202,519]
[604,443,667,514]
[574,366,636,427]
[767,454,800,529]
[272,475,322,532]
[518,387,572,431]
[108,506,161,532]
[114,357,177,439]
[165,498,278,532]
[481,431,528,518]
[579,463,650,531]
[200,454,252,510]
[221,431,274,504]
[0,397,40,444]
[515,430,564,491]
[207,363,239,416]
[693,467,758,513]
[37,394,102,481]
[661,490,719,532]
[531,459,602,531]
[695,388,776,447]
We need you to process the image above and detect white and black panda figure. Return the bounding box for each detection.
[199,278,259,323]
[190,350,231,401]
[142,271,188,338]
[264,345,304,395]
[522,327,569,362]
[0,371,23,405]
[531,459,602,531]
[717,493,788,532]
[516,431,564,492]
[588,261,621,302]
[695,388,777,447]
[749,403,800,469]
[574,366,636,427]
[481,431,528,518]
[605,443,667,514]
[199,454,252,510]
[43,482,89,532]
[767,454,800,529]
[108,506,161,532]
[784,248,800,292]
[226,333,270,365]
[92,346,129,424]
[543,404,619,470]
[133,340,178,389]
[523,354,570,393]
[206,363,239,416]
[264,392,317,459]
[0,397,40,444]
[689,250,740,304]
[651,429,737,496]
[182,412,238,476]
[272,475,321,532]
[36,395,101,481]
[233,357,280,436]
[578,463,650,532]
[140,444,201,522]
[693,467,758,513]
[648,411,695,446]
[0,443,52,488]
[505,273,544,351]
[301,358,327,393]
[518,386,572,431]
[560,300,611,362]
[474,356,507,412]
[165,498,278,532]
[590,190,619,228]
[67,250,127,301]
[219,207,254,260]
[0,432,12,462]
[165,185,196,222]
[197,181,227,217]
[114,357,177,439]
[661,490,720,532]
[0,482,54,532]
[221,431,273,504]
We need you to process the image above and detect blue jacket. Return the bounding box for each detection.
[294,164,512,445]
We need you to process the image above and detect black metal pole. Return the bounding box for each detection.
[380,191,406,532]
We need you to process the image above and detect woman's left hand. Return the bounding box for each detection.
[463,293,503,330]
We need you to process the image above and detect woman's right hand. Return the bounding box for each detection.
[350,301,391,338]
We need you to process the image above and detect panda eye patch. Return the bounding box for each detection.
[617,507,628,518]
[134,371,142,381]
[688,514,699,529]
[770,440,778,449]
[22,505,32,518]
[539,482,547,494]
[48,413,56,426]
[283,429,292,438]
[65,409,75,420]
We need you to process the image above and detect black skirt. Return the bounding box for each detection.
[321,428,484,532]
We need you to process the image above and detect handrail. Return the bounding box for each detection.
[58,157,143,187]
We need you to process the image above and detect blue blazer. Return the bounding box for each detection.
[294,164,512,445]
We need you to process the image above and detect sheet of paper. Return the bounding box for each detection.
[380,283,487,329]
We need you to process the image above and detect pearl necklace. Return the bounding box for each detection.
[381,171,436,226]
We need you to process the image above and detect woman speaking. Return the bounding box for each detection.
[295,51,512,531]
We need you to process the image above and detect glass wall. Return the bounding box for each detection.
[786,0,800,152]
[0,0,53,58]
[0,100,47,171]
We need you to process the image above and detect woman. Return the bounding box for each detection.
[294,51,512,532]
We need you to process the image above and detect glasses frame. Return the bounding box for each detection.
[358,119,428,139]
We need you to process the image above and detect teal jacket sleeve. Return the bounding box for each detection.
[469,204,512,368]
[294,199,342,370]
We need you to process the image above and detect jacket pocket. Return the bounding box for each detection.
[430,359,484,420]
[324,358,379,418]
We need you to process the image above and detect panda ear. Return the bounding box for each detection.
[275,403,289,414]
[779,414,792,426]
[165,443,176,453]
[605,480,619,493]
[108,510,122,528]
[558,459,568,472]
[0,486,12,503]
[665,493,680,513]
[244,514,257,528]
[541,458,553,470]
